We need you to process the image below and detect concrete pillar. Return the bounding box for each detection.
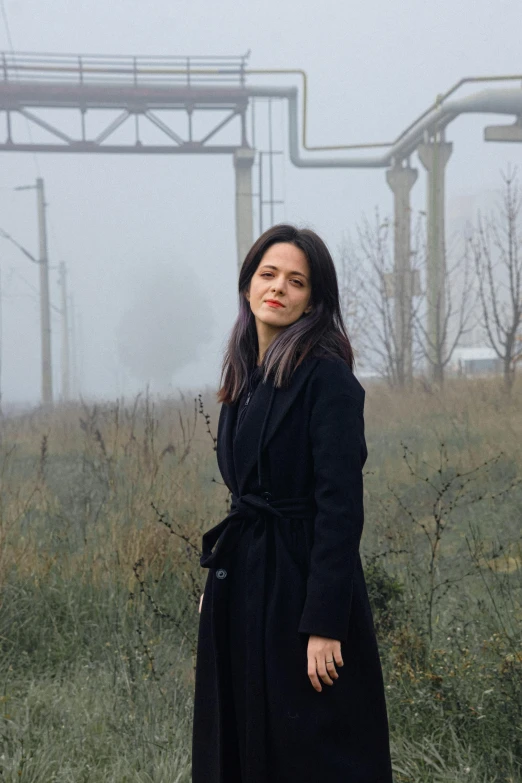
[418,138,453,383]
[234,147,255,273]
[386,164,418,386]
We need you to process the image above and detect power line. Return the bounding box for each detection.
[0,224,38,264]
[0,0,14,51]
[5,265,61,317]
[8,264,38,297]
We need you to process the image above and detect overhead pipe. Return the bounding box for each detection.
[244,84,522,168]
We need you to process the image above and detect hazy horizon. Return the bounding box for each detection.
[1,0,521,404]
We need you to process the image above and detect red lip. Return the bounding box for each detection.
[265,299,285,308]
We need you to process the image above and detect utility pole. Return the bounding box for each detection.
[59,261,70,402]
[36,178,53,407]
[77,305,84,396]
[14,177,53,407]
[69,293,78,398]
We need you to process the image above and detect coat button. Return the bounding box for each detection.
[216,568,227,580]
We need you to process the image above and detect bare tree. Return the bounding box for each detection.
[414,232,476,387]
[336,232,366,358]
[337,210,424,388]
[470,167,522,393]
[339,208,475,388]
[361,211,412,387]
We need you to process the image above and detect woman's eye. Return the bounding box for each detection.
[260,272,302,286]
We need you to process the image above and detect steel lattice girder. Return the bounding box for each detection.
[0,82,251,152]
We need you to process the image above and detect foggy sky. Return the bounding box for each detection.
[1,0,521,404]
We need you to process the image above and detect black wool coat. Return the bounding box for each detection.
[192,353,393,783]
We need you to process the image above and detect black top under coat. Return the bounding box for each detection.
[234,364,263,437]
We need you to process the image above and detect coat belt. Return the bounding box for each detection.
[200,492,316,570]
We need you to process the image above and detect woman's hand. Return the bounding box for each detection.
[198,593,204,614]
[307,635,343,692]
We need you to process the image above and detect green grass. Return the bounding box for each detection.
[0,380,521,781]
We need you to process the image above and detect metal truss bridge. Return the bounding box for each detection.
[0,51,255,154]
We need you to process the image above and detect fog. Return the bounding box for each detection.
[1,0,521,403]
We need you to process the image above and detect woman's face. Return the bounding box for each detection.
[245,242,313,329]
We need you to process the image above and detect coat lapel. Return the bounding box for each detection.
[218,355,320,494]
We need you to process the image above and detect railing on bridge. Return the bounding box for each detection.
[0,51,251,87]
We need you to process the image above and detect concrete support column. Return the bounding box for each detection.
[234,147,255,273]
[418,138,453,382]
[386,163,418,386]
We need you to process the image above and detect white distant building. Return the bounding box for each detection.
[449,346,503,377]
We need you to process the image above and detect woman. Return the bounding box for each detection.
[192,224,393,783]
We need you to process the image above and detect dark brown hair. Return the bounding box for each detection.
[217,223,354,404]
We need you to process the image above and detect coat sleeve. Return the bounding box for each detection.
[298,361,367,644]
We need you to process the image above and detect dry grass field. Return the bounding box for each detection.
[1,376,521,782]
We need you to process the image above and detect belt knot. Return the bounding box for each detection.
[200,491,316,569]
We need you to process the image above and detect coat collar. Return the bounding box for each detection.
[217,354,320,495]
